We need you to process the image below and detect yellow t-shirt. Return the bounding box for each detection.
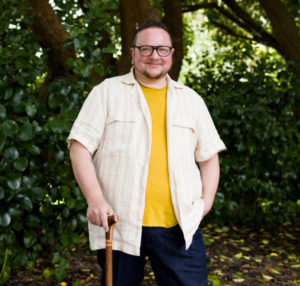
[140,83,178,227]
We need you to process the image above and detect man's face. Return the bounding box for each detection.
[130,27,174,82]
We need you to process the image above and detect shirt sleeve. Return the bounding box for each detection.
[194,96,226,162]
[67,84,106,155]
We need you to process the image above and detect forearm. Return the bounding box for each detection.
[70,140,113,230]
[70,140,104,204]
[198,153,220,217]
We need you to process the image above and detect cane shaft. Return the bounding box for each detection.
[105,214,118,286]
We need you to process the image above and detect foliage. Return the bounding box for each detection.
[183,42,300,225]
[0,0,115,283]
[1,0,300,284]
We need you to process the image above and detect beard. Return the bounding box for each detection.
[143,70,165,80]
[133,58,173,81]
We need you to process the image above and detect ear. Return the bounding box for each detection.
[171,48,175,56]
[130,47,135,64]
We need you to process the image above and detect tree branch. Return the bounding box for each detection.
[221,0,280,49]
[182,0,281,55]
[208,17,252,41]
[258,0,300,61]
[25,0,76,98]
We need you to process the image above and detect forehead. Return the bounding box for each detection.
[135,27,172,46]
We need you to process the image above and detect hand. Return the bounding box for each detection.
[202,198,213,218]
[86,197,114,232]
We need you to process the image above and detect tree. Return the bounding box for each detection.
[182,0,300,120]
[1,0,299,283]
[22,0,184,98]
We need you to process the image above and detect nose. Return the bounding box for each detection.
[149,48,160,58]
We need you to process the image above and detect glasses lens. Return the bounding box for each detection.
[139,46,153,56]
[158,47,171,56]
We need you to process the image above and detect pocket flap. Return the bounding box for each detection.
[172,116,195,132]
[107,110,138,125]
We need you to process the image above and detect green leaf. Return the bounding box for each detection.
[22,176,34,189]
[23,196,33,210]
[233,278,245,283]
[69,26,82,38]
[12,89,24,103]
[4,87,13,100]
[61,234,72,248]
[25,104,37,116]
[0,187,5,199]
[0,213,11,227]
[66,197,77,209]
[2,120,18,136]
[103,44,117,54]
[52,252,61,264]
[25,144,41,155]
[7,175,21,190]
[49,117,68,133]
[19,123,33,141]
[31,187,45,201]
[43,268,54,279]
[71,233,81,244]
[48,94,59,109]
[54,267,67,282]
[13,157,28,172]
[74,37,87,50]
[3,147,19,161]
[8,207,22,217]
[234,252,243,259]
[0,104,6,118]
[24,233,36,248]
[25,214,40,227]
[73,279,81,286]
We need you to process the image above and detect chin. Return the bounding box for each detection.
[145,71,166,80]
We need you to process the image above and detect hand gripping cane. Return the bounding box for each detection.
[105,214,118,286]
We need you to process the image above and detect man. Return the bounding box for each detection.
[68,19,226,286]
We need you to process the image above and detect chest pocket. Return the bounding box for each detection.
[172,116,197,161]
[101,110,140,154]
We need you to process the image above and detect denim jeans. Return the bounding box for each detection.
[97,224,208,286]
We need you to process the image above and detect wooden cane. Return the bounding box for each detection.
[105,214,118,286]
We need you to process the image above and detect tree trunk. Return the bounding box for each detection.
[117,0,162,75]
[258,0,300,121]
[258,0,300,61]
[25,0,76,99]
[164,0,183,80]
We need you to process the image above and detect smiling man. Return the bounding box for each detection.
[68,19,226,286]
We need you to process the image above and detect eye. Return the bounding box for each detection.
[140,46,152,53]
[158,47,170,55]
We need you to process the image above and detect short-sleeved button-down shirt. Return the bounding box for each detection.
[67,69,226,256]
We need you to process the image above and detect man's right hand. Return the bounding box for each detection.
[87,197,114,232]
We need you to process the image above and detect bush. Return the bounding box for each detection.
[184,47,300,225]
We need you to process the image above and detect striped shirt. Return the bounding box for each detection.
[67,69,226,256]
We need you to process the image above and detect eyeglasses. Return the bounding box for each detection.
[133,45,173,57]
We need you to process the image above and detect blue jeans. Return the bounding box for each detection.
[97,225,208,286]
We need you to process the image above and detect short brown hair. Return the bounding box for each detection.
[131,19,173,46]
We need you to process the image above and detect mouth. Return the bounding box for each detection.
[147,62,161,67]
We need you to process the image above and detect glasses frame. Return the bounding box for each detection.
[133,45,173,57]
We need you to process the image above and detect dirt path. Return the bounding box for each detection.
[6,222,300,285]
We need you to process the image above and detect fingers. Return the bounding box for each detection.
[101,212,109,232]
[86,199,114,232]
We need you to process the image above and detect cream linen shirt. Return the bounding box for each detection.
[67,69,226,256]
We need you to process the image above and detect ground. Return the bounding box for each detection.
[6,222,300,286]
